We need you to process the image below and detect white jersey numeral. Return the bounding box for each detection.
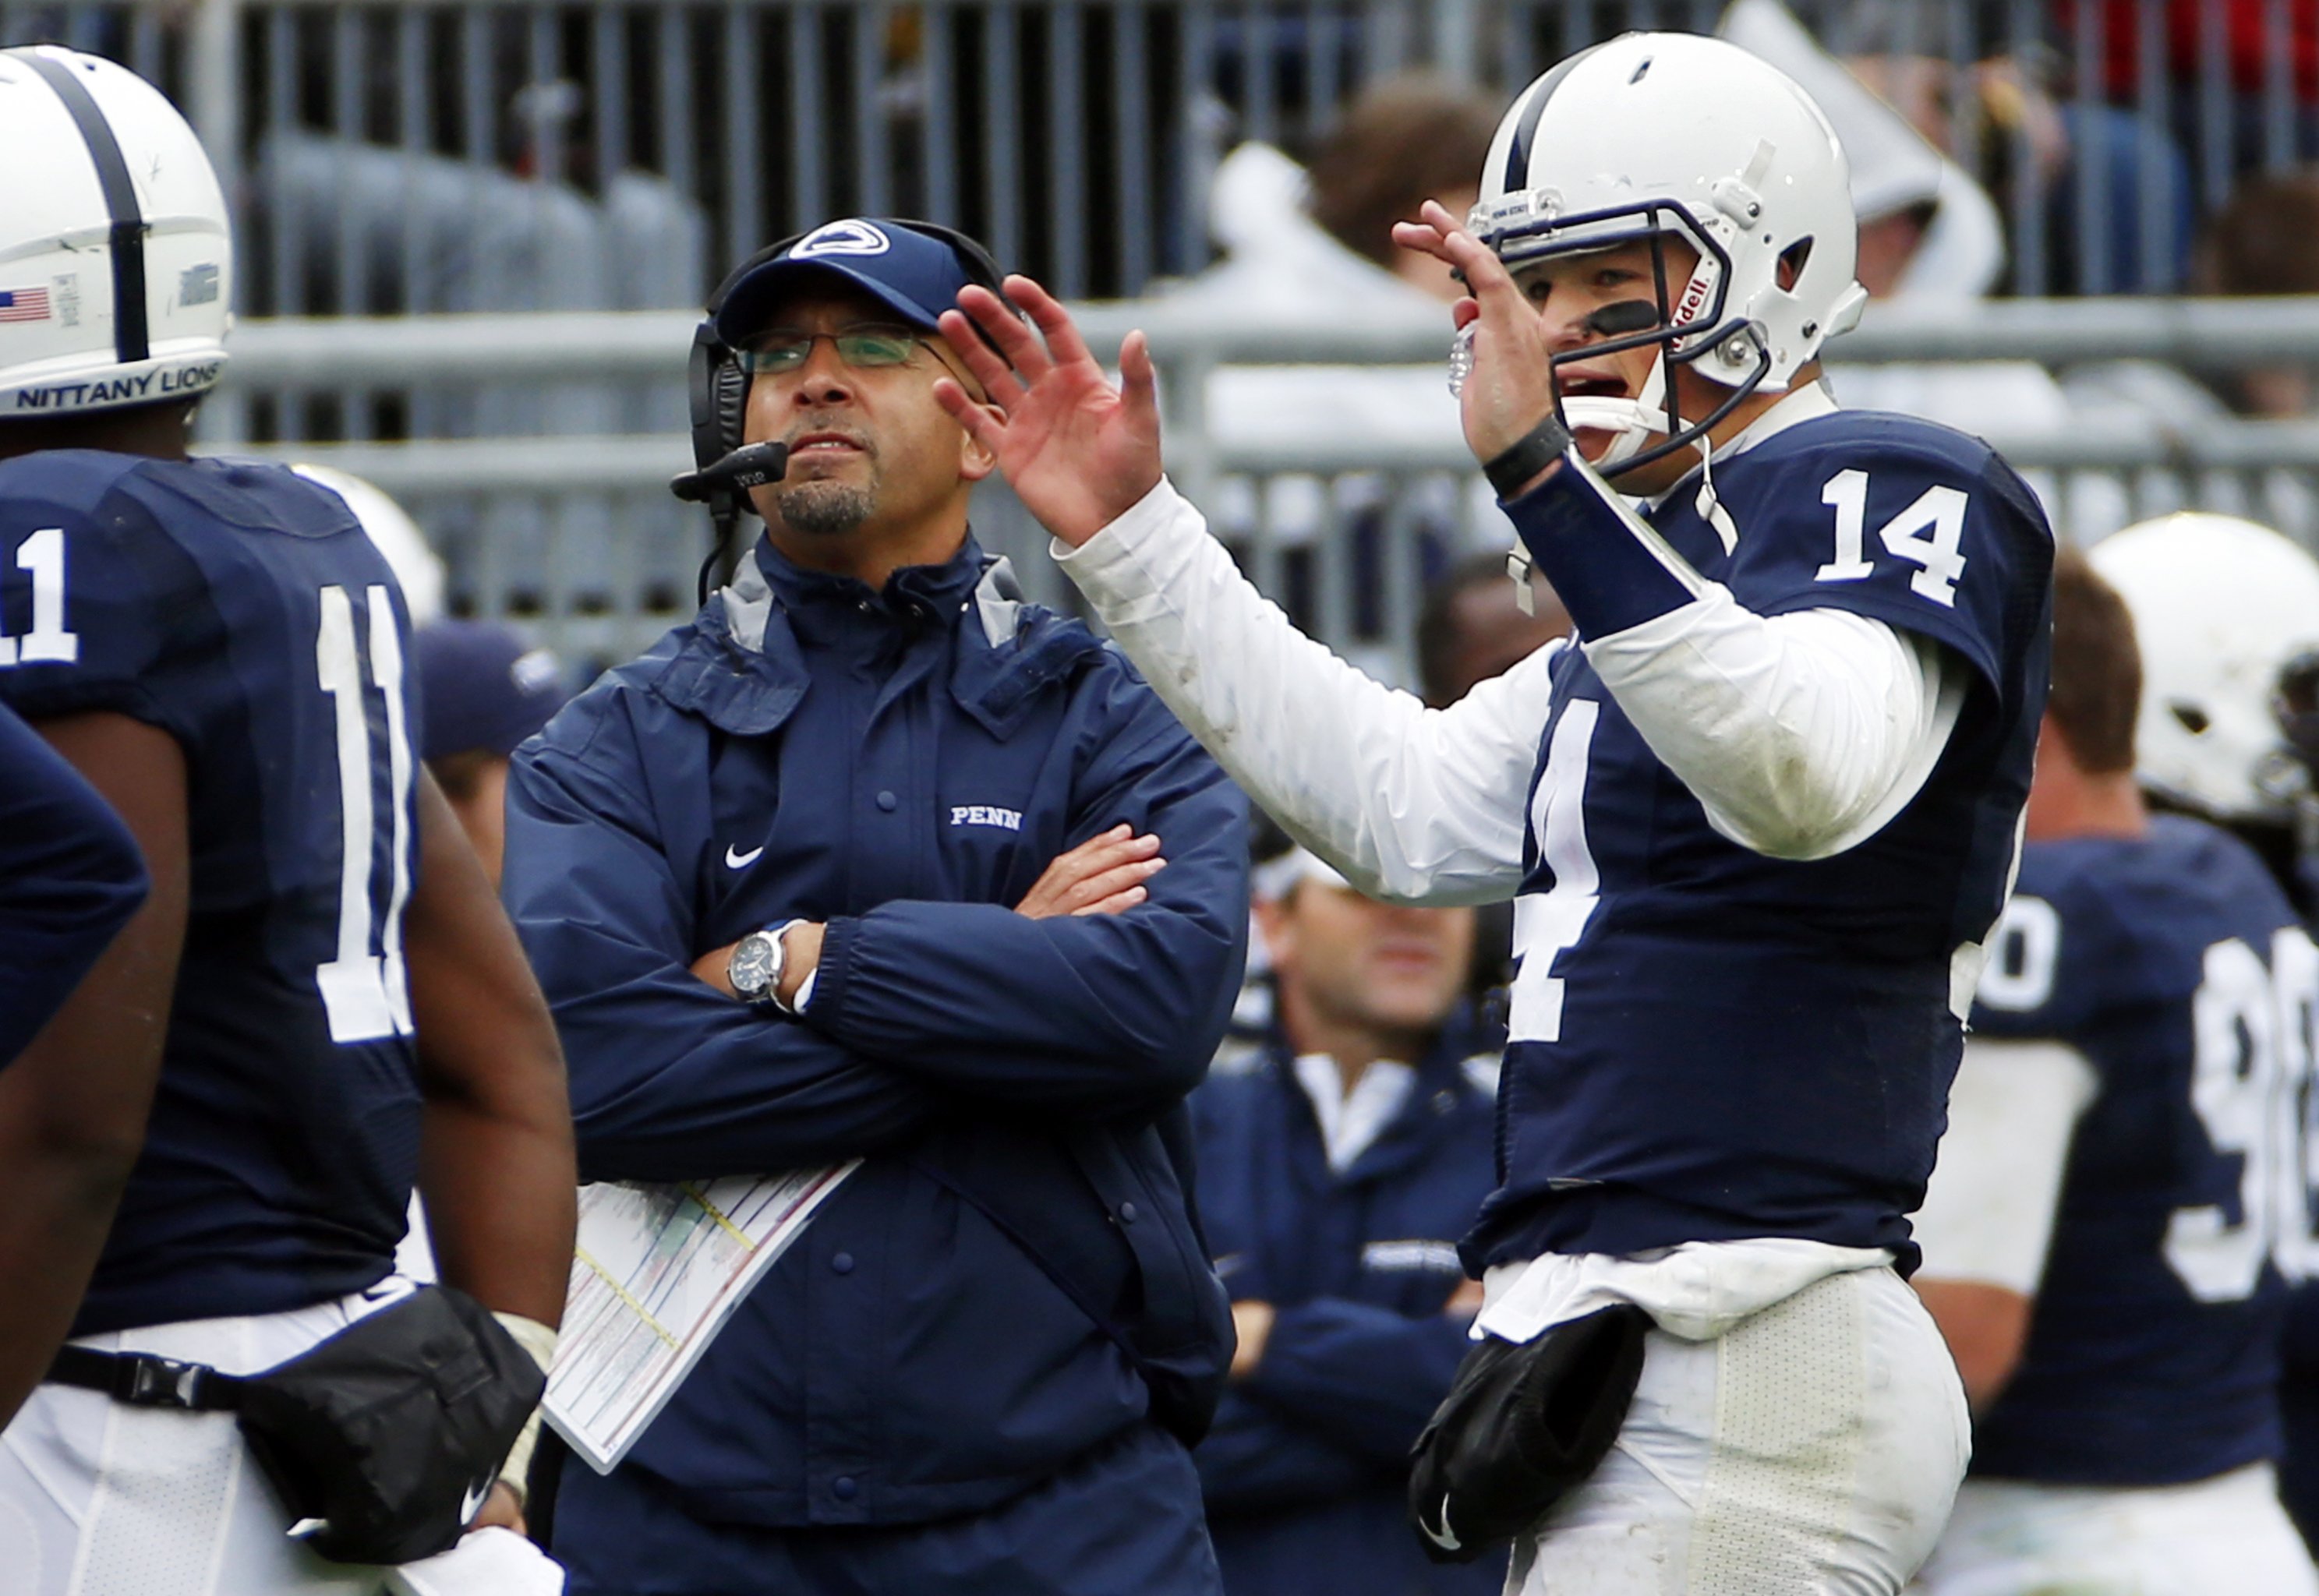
[1974,894,2061,1013]
[2270,926,2319,1283]
[1812,469,1970,606]
[313,584,415,1044]
[2163,928,2319,1301]
[1812,469,1875,583]
[1508,700,1600,1045]
[0,527,80,666]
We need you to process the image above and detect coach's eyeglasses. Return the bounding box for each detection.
[738,323,932,376]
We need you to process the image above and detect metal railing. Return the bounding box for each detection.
[8,0,2317,320]
[205,296,2319,679]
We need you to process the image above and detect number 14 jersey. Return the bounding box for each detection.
[0,450,422,1336]
[1473,410,2052,1276]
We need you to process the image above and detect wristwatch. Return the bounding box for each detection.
[727,921,800,1009]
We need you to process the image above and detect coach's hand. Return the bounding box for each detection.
[1392,200,1566,493]
[1016,824,1166,919]
[934,277,1163,547]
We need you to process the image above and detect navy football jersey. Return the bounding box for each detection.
[0,698,147,1065]
[1967,816,2307,1485]
[0,450,422,1333]
[1474,411,2052,1274]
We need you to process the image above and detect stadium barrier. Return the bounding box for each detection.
[209,296,2319,679]
[1,0,2306,312]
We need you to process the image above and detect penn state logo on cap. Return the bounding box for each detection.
[787,219,893,261]
[714,216,987,341]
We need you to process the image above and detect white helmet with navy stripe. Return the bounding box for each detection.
[0,47,231,418]
[1474,31,1867,475]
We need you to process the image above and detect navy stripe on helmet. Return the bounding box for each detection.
[1501,46,1601,195]
[12,49,150,366]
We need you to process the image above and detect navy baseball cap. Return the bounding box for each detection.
[415,620,571,762]
[712,217,998,346]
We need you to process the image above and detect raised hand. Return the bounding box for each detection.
[1391,200,1564,473]
[934,276,1164,548]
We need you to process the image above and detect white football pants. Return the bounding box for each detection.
[0,1281,418,1596]
[1916,1461,2319,1595]
[1507,1265,1971,1595]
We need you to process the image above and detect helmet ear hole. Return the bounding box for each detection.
[2170,701,2213,736]
[1776,237,1814,291]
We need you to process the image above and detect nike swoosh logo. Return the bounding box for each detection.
[1419,1495,1462,1551]
[460,1478,493,1524]
[724,845,764,870]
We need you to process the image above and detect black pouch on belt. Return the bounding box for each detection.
[1406,1302,1653,1564]
[46,1284,544,1566]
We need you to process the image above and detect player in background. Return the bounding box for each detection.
[0,699,147,1065]
[1192,836,1500,1596]
[2081,512,2319,1557]
[0,47,575,1591]
[938,30,2051,1593]
[414,620,571,890]
[1911,544,2319,1593]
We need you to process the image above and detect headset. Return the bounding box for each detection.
[680,219,1009,600]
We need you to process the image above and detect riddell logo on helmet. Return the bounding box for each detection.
[13,360,223,411]
[1672,270,1714,330]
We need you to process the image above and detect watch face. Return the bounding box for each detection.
[729,933,779,997]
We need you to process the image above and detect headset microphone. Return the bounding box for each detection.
[670,440,790,504]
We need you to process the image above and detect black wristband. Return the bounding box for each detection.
[1483,411,1575,498]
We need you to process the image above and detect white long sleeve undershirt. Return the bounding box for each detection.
[1058,471,1956,900]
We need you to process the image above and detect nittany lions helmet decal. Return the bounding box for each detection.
[2090,513,2319,825]
[1474,31,1866,474]
[0,47,232,418]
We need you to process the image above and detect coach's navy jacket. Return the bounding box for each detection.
[504,535,1247,1535]
[1191,1026,1505,1596]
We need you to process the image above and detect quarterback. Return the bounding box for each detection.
[938,31,2053,1594]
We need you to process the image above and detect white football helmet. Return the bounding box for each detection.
[0,47,231,418]
[2088,513,2319,824]
[1473,31,1867,474]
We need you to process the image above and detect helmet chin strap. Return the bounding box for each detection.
[1560,348,1673,471]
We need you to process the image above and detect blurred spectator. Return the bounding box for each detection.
[2089,0,2319,105]
[1414,552,1570,711]
[1301,79,1500,307]
[1164,76,1510,683]
[1823,0,2193,291]
[1723,2,2077,443]
[1723,0,2009,304]
[260,136,707,620]
[2194,171,2319,417]
[1412,554,1571,1010]
[1190,843,1500,1596]
[415,620,571,888]
[2086,0,2319,180]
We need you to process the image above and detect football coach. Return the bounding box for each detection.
[501,217,1250,1595]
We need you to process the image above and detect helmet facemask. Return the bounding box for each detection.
[1462,198,1772,481]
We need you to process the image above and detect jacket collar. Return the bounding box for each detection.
[650,531,1101,740]
[1264,1019,1494,1184]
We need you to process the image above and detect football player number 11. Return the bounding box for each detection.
[314,584,417,1045]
